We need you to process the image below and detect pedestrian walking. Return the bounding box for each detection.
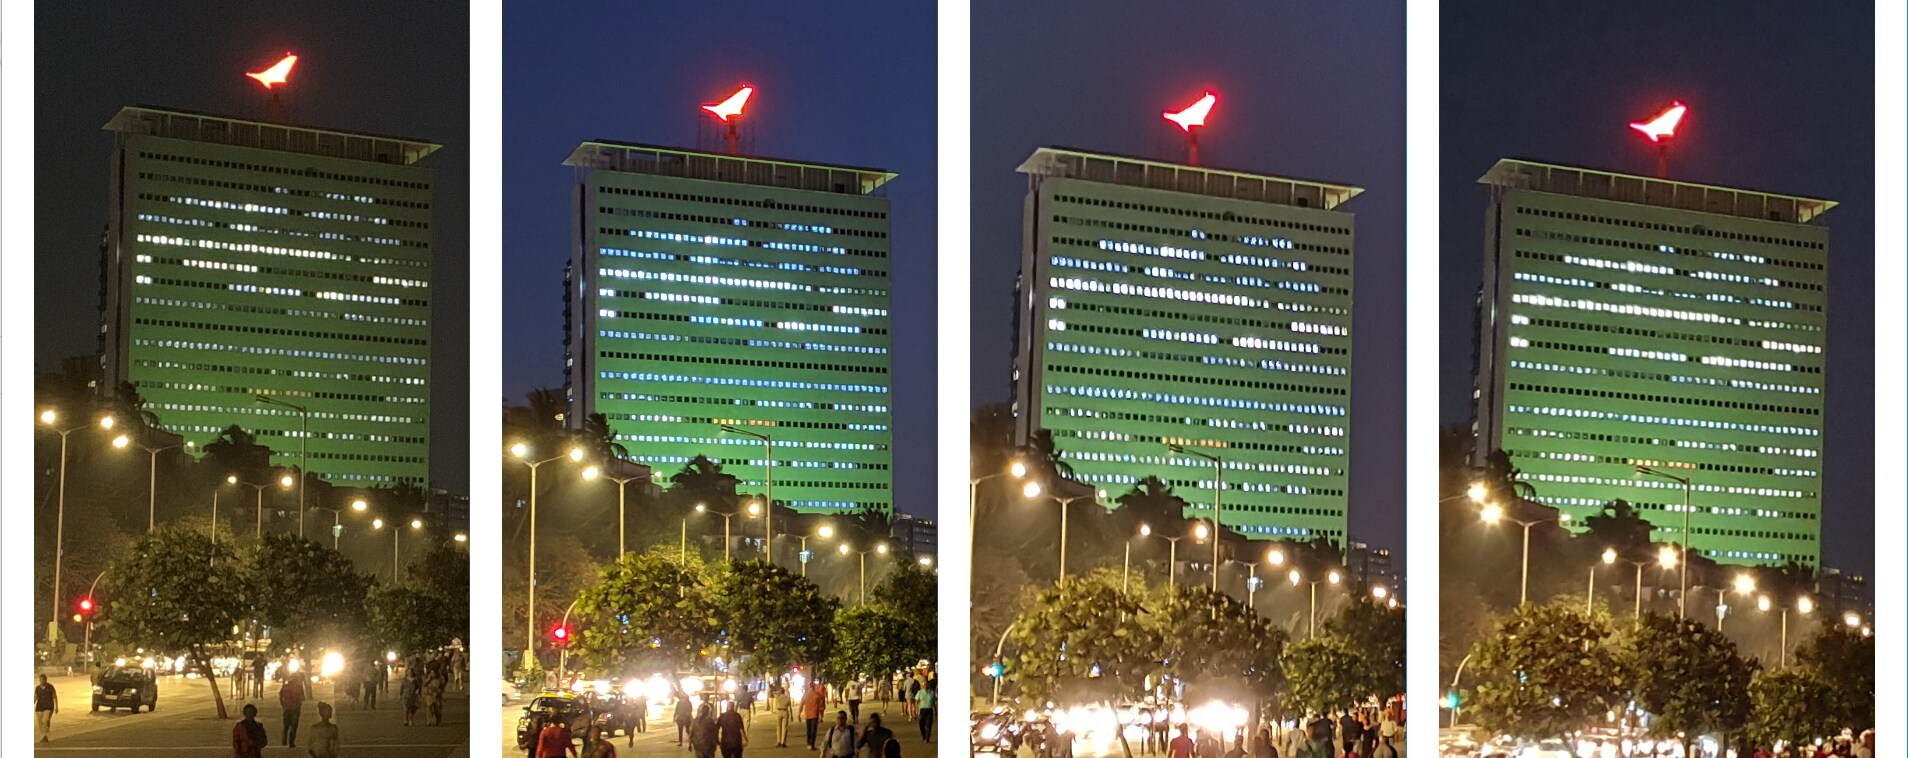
[859,713,894,758]
[363,662,381,709]
[537,716,578,758]
[629,690,649,741]
[1168,725,1196,758]
[252,655,267,699]
[1252,727,1278,758]
[587,726,619,758]
[822,711,858,758]
[306,702,341,758]
[676,689,697,745]
[912,680,935,742]
[773,684,794,747]
[801,681,828,750]
[847,677,863,724]
[400,672,421,726]
[903,677,921,721]
[279,672,307,748]
[883,737,903,758]
[34,674,58,743]
[233,702,269,758]
[425,668,446,725]
[691,704,721,758]
[718,701,750,758]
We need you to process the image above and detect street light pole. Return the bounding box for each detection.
[839,543,888,603]
[1480,504,1568,606]
[721,425,774,565]
[509,443,583,669]
[967,459,1031,534]
[1289,568,1342,638]
[1046,493,1095,580]
[1636,466,1693,619]
[40,411,115,638]
[1169,445,1223,592]
[582,468,644,561]
[255,395,310,537]
[112,436,188,533]
[696,502,760,563]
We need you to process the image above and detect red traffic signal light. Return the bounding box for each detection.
[550,625,570,644]
[78,598,95,615]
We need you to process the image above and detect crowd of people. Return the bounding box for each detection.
[1121,703,1401,758]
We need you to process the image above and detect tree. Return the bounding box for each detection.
[247,533,373,652]
[710,561,838,674]
[200,425,276,484]
[1280,636,1370,715]
[871,562,936,666]
[832,604,917,681]
[1468,603,1624,740]
[367,584,460,655]
[1326,594,1407,700]
[1008,572,1155,758]
[1747,668,1839,750]
[1794,625,1874,730]
[107,526,249,718]
[572,549,720,677]
[1152,586,1285,705]
[1622,614,1755,747]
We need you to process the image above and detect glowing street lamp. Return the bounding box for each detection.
[1288,568,1344,639]
[695,501,759,563]
[1479,504,1570,606]
[1635,465,1694,618]
[1166,443,1225,592]
[39,410,116,640]
[112,434,192,532]
[308,497,370,551]
[718,424,775,563]
[581,462,652,560]
[228,473,294,541]
[508,443,585,663]
[784,523,836,577]
[253,394,310,535]
[838,542,890,604]
[1758,594,1814,667]
[371,516,425,585]
[969,456,1033,534]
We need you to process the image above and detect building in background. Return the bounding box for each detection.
[893,513,937,560]
[100,106,437,487]
[1009,147,1359,544]
[563,141,896,516]
[1345,540,1398,595]
[1470,159,1831,568]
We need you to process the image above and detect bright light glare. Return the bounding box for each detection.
[1602,548,1618,565]
[1733,574,1756,595]
[1466,483,1487,503]
[1480,503,1504,524]
[1022,481,1042,499]
[1162,92,1217,132]
[581,466,600,480]
[1657,545,1678,568]
[321,652,344,678]
[1009,461,1027,478]
[679,677,705,695]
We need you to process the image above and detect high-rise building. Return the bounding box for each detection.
[1010,147,1359,543]
[563,140,896,516]
[893,513,938,559]
[101,106,438,487]
[1471,159,1832,568]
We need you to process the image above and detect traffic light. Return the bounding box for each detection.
[984,660,1006,679]
[78,598,95,615]
[550,625,571,646]
[1442,691,1461,710]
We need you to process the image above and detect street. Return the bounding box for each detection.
[499,698,936,758]
[35,674,469,756]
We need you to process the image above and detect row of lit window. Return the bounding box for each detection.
[603,187,887,220]
[141,252,429,292]
[1532,250,1815,293]
[614,434,885,452]
[147,402,420,425]
[1514,292,1806,328]
[134,338,426,366]
[1046,342,1347,377]
[1509,335,1806,374]
[1507,426,1817,459]
[597,392,887,414]
[599,371,886,394]
[143,187,414,227]
[134,358,425,386]
[615,227,886,260]
[1051,277,1268,308]
[610,413,888,433]
[1065,451,1343,474]
[597,330,887,355]
[143,380,422,405]
[1522,450,1816,478]
[1046,383,1345,416]
[1515,205,1825,256]
[1521,472,1807,499]
[1507,404,1817,436]
[1049,297,1350,334]
[1051,197,1352,240]
[602,247,883,280]
[599,350,887,375]
[1507,359,1819,395]
[135,219,427,260]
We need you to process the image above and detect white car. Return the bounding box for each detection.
[502,679,522,706]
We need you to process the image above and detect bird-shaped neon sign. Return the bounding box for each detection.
[1628,101,1686,143]
[246,53,298,89]
[1163,91,1217,132]
[702,85,754,123]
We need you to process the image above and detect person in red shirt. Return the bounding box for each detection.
[801,682,828,750]
[1169,725,1196,758]
[537,718,577,758]
[279,674,307,748]
[232,703,268,758]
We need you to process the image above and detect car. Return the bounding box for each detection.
[516,691,592,748]
[585,690,639,736]
[502,679,521,706]
[92,667,158,713]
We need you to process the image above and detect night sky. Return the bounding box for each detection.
[501,1,939,516]
[1439,3,1876,577]
[34,1,471,492]
[970,2,1408,557]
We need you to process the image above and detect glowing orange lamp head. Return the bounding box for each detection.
[703,84,754,123]
[247,53,298,89]
[1628,100,1686,143]
[1163,91,1217,132]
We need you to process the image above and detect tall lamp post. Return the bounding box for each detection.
[229,473,294,541]
[1042,490,1098,580]
[1479,503,1570,606]
[838,542,889,604]
[1609,546,1678,623]
[308,499,368,551]
[1289,567,1343,638]
[254,395,310,536]
[580,465,648,560]
[1721,573,1757,632]
[720,425,774,563]
[1167,444,1223,591]
[508,443,583,668]
[372,516,424,585]
[968,458,1030,533]
[1137,521,1207,592]
[785,525,836,577]
[695,501,760,563]
[1635,465,1693,618]
[40,411,116,639]
[111,435,190,532]
[1757,593,1814,667]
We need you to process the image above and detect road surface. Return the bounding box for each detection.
[34,673,469,756]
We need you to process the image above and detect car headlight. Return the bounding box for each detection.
[92,686,104,694]
[124,688,138,695]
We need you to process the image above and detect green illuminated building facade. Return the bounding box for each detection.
[1010,147,1358,543]
[1472,159,1832,567]
[563,141,895,516]
[101,106,437,487]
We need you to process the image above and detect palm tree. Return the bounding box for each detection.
[1112,476,1191,530]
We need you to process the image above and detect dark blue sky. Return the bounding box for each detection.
[35,0,470,492]
[1438,2,1875,577]
[501,1,939,517]
[970,2,1408,557]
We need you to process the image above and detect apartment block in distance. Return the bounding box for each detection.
[101,106,437,487]
[1010,147,1359,543]
[563,140,896,516]
[1471,159,1831,568]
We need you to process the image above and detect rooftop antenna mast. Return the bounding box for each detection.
[246,52,299,122]
[1628,100,1687,179]
[1163,90,1216,166]
[702,83,754,155]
